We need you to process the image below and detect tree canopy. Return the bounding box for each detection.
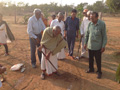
[106,0,120,13]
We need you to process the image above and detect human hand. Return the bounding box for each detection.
[84,45,87,50]
[36,38,40,44]
[101,48,105,53]
[76,34,78,38]
[46,52,51,60]
[38,46,42,52]
[81,34,84,38]
[41,31,43,35]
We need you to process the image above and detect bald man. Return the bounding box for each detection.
[83,9,88,21]
[38,26,67,79]
[80,11,92,58]
[50,12,66,60]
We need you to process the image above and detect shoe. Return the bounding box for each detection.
[58,58,65,60]
[80,55,89,59]
[70,56,74,60]
[97,73,102,79]
[80,56,85,58]
[86,69,94,73]
[41,73,45,80]
[75,56,80,60]
[32,64,36,68]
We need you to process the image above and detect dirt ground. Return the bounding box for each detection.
[0,16,120,90]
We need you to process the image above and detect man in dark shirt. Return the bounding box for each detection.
[64,9,79,59]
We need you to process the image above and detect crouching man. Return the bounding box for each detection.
[38,26,67,80]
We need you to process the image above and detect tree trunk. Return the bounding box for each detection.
[15,6,17,24]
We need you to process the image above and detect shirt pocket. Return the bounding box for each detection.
[95,29,101,36]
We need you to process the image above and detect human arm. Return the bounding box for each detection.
[64,17,68,38]
[80,21,84,37]
[101,23,107,53]
[27,18,38,39]
[76,19,80,38]
[84,23,90,50]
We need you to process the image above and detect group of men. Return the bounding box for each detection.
[27,8,107,80]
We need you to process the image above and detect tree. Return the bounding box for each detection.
[106,0,120,13]
[76,3,87,19]
[87,1,109,13]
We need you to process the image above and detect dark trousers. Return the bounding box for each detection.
[89,49,102,74]
[3,44,8,53]
[29,34,42,65]
[67,36,75,56]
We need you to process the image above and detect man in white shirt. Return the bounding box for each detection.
[27,9,46,68]
[50,12,66,59]
[80,11,91,58]
[83,9,88,21]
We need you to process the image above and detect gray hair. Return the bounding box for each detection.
[33,8,41,14]
[87,10,92,16]
[53,26,61,31]
[57,12,64,17]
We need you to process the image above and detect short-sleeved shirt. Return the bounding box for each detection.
[65,17,79,37]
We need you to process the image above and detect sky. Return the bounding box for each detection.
[0,0,104,6]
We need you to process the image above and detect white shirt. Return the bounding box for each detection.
[80,18,91,35]
[50,19,65,36]
[83,16,88,21]
[27,15,46,39]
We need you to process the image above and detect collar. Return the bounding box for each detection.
[56,19,62,22]
[33,15,41,21]
[70,16,76,20]
[91,19,99,25]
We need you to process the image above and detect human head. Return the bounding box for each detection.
[90,12,99,23]
[33,8,41,20]
[53,26,61,37]
[0,13,3,21]
[87,11,92,20]
[71,9,77,18]
[57,12,64,22]
[83,9,88,17]
[51,15,56,20]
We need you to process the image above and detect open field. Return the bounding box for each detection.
[0,16,120,90]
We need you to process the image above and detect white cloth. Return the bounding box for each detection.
[80,18,90,57]
[0,24,11,44]
[50,19,66,59]
[0,81,2,88]
[83,16,88,21]
[41,48,58,75]
[57,48,66,59]
[27,15,46,39]
[50,19,65,36]
[80,18,90,35]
